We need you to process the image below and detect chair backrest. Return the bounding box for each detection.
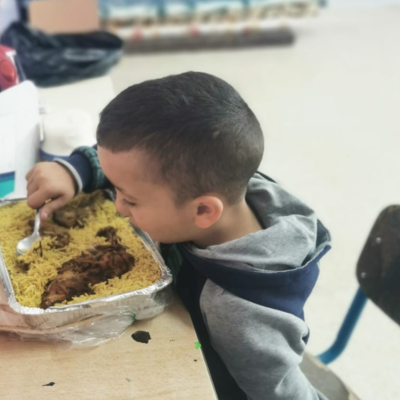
[317,205,400,366]
[356,205,400,325]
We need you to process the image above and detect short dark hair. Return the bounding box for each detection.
[97,72,264,205]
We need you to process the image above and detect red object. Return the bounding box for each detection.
[132,28,143,42]
[189,26,200,38]
[0,45,19,92]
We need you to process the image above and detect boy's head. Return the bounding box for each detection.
[97,72,264,243]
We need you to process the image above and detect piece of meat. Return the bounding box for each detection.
[79,190,106,209]
[96,226,120,246]
[17,259,31,272]
[53,206,87,229]
[52,191,105,228]
[20,221,70,271]
[40,227,135,309]
[28,220,70,249]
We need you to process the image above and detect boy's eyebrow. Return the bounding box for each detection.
[105,176,137,201]
[115,186,138,201]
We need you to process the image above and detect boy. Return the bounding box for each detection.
[27,72,331,400]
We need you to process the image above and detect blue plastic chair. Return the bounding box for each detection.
[317,205,400,364]
[301,205,400,400]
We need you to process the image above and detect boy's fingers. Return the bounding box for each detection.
[27,190,50,210]
[40,197,69,221]
[26,180,39,197]
[25,168,34,181]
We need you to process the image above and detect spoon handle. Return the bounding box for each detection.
[33,208,41,236]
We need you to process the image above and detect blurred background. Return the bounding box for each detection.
[1,1,399,399]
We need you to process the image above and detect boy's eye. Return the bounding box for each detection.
[122,199,136,208]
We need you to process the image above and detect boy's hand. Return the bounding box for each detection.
[26,162,76,220]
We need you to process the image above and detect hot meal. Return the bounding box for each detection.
[0,191,161,309]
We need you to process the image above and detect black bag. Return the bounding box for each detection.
[1,23,123,87]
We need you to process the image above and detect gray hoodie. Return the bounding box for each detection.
[174,173,331,400]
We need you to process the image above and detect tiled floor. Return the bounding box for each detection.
[109,5,400,399]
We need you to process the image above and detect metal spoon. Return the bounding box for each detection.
[16,208,42,256]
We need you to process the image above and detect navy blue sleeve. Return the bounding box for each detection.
[55,145,111,193]
[66,152,93,191]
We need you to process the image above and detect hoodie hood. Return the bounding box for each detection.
[188,173,331,273]
[179,173,331,325]
[174,174,332,398]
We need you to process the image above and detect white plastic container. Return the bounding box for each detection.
[40,109,96,161]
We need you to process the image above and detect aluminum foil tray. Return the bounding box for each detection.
[0,199,173,330]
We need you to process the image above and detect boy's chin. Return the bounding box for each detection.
[150,234,189,245]
[135,227,192,244]
[152,237,180,244]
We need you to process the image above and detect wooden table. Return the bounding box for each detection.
[0,296,217,400]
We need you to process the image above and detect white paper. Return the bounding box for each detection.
[0,81,40,198]
[0,114,16,174]
[0,113,16,197]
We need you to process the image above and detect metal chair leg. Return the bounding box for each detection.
[317,288,368,364]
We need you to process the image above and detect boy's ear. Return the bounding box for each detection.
[193,196,223,229]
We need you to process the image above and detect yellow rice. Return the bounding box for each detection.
[0,192,161,308]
